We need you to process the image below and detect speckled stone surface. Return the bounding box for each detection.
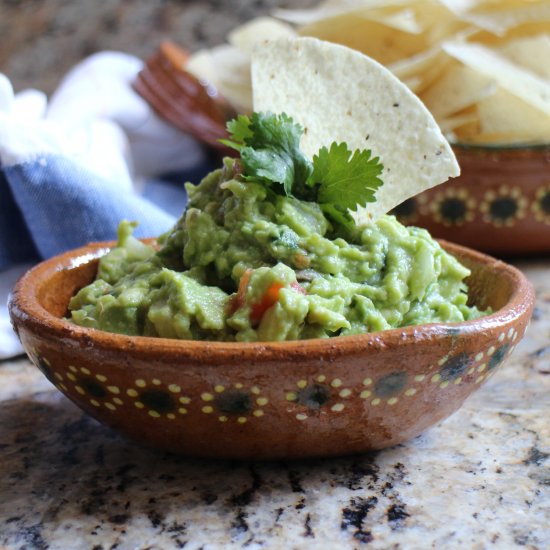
[1,261,548,550]
[0,0,315,94]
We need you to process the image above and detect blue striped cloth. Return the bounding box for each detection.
[0,154,219,270]
[0,53,216,357]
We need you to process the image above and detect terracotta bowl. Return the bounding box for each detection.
[9,240,534,460]
[391,143,550,256]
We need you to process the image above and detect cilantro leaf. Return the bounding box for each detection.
[309,142,384,211]
[219,114,253,151]
[219,112,385,231]
[221,112,313,196]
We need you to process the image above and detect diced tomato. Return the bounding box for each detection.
[229,272,308,326]
[250,282,284,326]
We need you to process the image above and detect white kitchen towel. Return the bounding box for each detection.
[0,51,215,358]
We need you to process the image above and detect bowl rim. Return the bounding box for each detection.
[9,239,535,360]
[451,141,550,152]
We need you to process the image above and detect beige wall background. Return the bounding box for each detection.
[0,0,313,94]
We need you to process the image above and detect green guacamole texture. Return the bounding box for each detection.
[69,158,485,341]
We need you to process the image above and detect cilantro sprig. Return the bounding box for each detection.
[220,112,384,230]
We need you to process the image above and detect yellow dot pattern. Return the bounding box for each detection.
[39,333,513,427]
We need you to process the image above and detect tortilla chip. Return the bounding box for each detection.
[477,87,550,143]
[498,33,550,79]
[188,45,253,113]
[439,109,479,133]
[443,40,550,116]
[452,2,550,35]
[252,37,460,222]
[228,17,296,53]
[299,14,428,65]
[273,0,412,26]
[420,63,496,119]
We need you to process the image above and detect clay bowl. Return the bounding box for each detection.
[9,240,534,460]
[391,143,550,256]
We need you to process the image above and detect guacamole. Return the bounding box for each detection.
[69,157,484,341]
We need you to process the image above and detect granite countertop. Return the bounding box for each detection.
[0,0,316,95]
[0,260,548,550]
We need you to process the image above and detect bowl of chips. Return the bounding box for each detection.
[135,0,550,254]
[390,143,550,255]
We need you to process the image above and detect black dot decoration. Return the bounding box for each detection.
[296,384,331,410]
[80,378,107,399]
[439,198,467,224]
[36,356,55,383]
[375,372,407,398]
[540,191,550,215]
[140,390,176,414]
[439,353,472,381]
[391,198,416,219]
[489,198,517,222]
[215,390,252,415]
[489,344,510,370]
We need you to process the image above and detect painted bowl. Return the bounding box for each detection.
[391,143,550,256]
[9,240,534,460]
